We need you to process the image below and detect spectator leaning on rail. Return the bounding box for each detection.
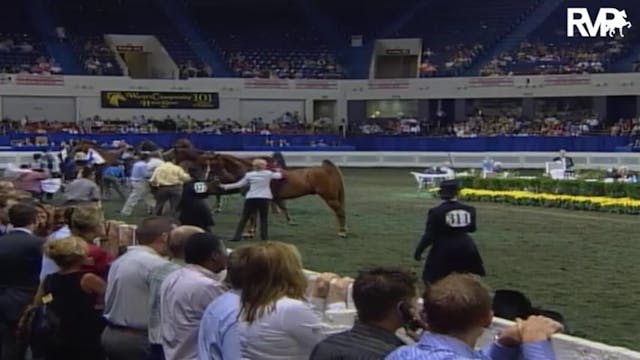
[386,273,562,360]
[310,266,419,359]
[236,241,324,359]
[198,245,251,360]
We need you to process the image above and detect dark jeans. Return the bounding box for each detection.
[149,344,165,360]
[154,185,182,216]
[101,326,149,360]
[0,287,34,360]
[233,198,270,241]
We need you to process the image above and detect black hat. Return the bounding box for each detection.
[439,179,459,199]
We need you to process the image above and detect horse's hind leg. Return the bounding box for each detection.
[275,200,296,225]
[321,196,347,237]
[271,201,281,215]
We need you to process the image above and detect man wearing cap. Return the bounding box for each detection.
[414,179,485,284]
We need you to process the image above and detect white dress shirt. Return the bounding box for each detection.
[86,148,106,165]
[104,246,168,329]
[161,265,226,360]
[147,158,165,177]
[238,296,325,360]
[221,170,283,199]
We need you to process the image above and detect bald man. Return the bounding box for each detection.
[148,225,204,360]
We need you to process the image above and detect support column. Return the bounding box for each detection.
[454,99,466,122]
[522,97,535,119]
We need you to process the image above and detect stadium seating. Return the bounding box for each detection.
[188,0,346,79]
[2,0,640,78]
[396,0,543,77]
[0,2,56,75]
[482,0,640,75]
[50,0,208,77]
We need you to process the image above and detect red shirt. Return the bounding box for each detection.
[82,244,114,277]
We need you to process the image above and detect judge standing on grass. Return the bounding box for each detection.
[219,159,283,242]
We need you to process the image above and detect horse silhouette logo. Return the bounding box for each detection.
[105,92,127,107]
[604,9,632,37]
[568,8,632,38]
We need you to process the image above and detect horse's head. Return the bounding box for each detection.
[174,138,194,150]
[204,154,248,184]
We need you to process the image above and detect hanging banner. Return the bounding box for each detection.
[101,91,219,109]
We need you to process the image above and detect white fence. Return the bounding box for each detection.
[304,268,640,359]
[2,150,634,170]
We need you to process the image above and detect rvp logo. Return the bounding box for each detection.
[567,8,632,37]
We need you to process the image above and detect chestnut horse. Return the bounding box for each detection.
[206,153,347,237]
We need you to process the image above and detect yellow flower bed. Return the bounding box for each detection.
[459,188,640,214]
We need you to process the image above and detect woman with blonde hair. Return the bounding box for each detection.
[36,236,107,359]
[237,241,324,359]
[219,158,283,242]
[68,206,113,278]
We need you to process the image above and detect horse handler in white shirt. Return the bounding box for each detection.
[219,159,283,242]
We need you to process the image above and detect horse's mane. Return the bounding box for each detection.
[218,154,252,174]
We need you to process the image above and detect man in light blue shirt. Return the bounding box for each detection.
[197,248,247,360]
[120,154,155,216]
[386,274,561,360]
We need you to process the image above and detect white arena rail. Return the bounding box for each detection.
[302,269,640,360]
[0,150,635,170]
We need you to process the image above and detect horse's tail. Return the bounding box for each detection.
[322,160,345,209]
[272,152,287,169]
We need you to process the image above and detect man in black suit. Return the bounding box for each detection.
[553,149,574,170]
[0,203,44,359]
[414,180,485,284]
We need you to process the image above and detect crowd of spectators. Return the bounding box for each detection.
[0,118,81,136]
[610,118,640,136]
[450,112,600,137]
[0,34,62,75]
[0,192,563,360]
[82,40,120,76]
[480,40,626,76]
[420,44,485,77]
[178,61,212,79]
[226,49,345,79]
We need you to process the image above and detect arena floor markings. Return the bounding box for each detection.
[100,168,640,351]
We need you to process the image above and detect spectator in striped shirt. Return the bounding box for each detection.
[310,267,417,359]
[386,274,562,360]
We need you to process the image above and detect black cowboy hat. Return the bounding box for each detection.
[439,179,459,199]
[493,289,568,332]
